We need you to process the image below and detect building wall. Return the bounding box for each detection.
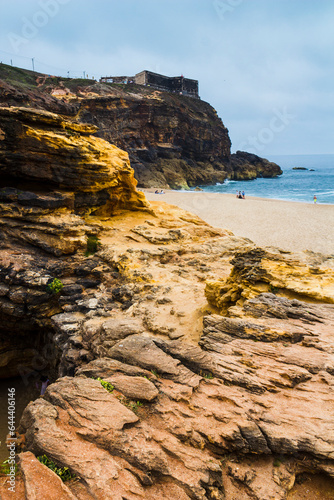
[100,76,135,84]
[100,70,199,97]
[135,71,147,85]
[135,71,199,97]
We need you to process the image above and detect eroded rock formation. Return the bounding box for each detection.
[0,106,147,378]
[0,106,147,216]
[1,192,334,498]
[0,67,332,500]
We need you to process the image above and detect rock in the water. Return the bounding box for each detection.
[229,150,282,179]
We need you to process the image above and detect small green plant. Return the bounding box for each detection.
[200,370,214,379]
[273,458,281,467]
[37,455,76,482]
[150,370,160,378]
[96,377,114,393]
[85,235,101,256]
[46,278,63,295]
[269,284,279,294]
[0,459,19,476]
[117,396,143,414]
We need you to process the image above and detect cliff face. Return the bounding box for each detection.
[0,65,282,189]
[77,90,232,189]
[0,106,147,216]
[0,105,147,378]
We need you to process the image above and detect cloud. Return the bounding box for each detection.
[0,0,333,154]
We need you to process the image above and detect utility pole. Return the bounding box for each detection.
[32,58,35,73]
[83,71,85,79]
[10,59,12,66]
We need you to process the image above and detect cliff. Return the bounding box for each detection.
[0,106,147,216]
[0,64,282,189]
[0,100,333,498]
[77,89,232,189]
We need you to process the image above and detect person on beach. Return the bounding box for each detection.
[237,191,243,199]
[242,191,245,199]
[313,195,317,204]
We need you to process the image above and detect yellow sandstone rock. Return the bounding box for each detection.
[206,248,334,313]
[0,106,148,214]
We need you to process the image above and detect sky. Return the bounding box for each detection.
[0,0,334,157]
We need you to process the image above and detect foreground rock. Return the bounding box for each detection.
[19,452,76,500]
[206,247,334,313]
[15,288,334,499]
[1,180,333,498]
[0,90,333,498]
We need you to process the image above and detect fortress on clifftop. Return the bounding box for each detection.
[100,70,199,98]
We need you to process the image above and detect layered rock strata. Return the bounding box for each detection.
[77,89,232,189]
[0,106,147,215]
[0,106,147,378]
[0,106,147,256]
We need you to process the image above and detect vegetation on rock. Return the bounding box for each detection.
[86,235,101,256]
[37,455,76,482]
[47,278,64,295]
[96,377,114,393]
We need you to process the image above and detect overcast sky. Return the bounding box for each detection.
[1,0,333,156]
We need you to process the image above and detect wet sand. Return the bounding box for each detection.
[143,190,334,255]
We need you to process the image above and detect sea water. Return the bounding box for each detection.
[199,154,334,204]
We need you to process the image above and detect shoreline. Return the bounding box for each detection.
[142,189,334,255]
[143,188,334,206]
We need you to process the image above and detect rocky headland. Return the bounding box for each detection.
[0,64,282,189]
[0,67,333,500]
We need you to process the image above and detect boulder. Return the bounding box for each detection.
[229,151,282,179]
[206,247,334,312]
[105,374,159,401]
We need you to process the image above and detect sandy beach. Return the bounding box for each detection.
[143,190,334,255]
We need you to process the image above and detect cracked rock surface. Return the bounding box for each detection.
[0,106,333,499]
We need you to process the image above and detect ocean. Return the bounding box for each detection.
[199,154,334,204]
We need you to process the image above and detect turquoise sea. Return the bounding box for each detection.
[200,154,334,204]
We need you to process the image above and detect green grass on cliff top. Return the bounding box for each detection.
[0,63,222,123]
[0,64,96,91]
[0,63,40,87]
